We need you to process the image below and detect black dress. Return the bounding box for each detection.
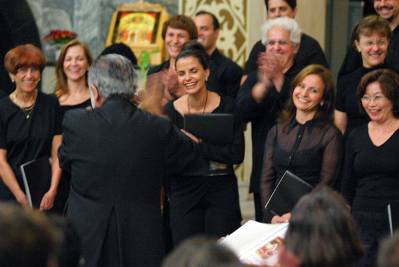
[0,92,61,201]
[236,67,300,221]
[341,125,399,267]
[335,66,387,136]
[260,119,343,220]
[52,98,91,214]
[164,96,244,245]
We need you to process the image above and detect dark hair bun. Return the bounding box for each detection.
[176,41,210,69]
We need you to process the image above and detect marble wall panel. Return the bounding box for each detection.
[27,0,178,57]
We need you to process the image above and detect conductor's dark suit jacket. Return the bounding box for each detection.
[59,96,200,267]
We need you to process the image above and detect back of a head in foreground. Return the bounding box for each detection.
[0,203,60,267]
[88,53,138,99]
[162,236,244,267]
[378,231,399,267]
[283,186,363,267]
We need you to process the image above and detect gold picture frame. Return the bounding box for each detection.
[106,2,169,65]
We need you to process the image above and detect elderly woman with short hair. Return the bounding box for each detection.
[0,44,62,210]
[236,17,305,221]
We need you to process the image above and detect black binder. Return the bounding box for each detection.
[264,170,313,222]
[184,113,234,144]
[20,157,51,209]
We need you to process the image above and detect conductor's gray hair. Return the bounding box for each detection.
[88,54,138,99]
[261,17,301,46]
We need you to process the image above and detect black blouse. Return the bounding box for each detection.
[0,92,62,200]
[236,67,300,193]
[341,124,399,211]
[260,119,343,206]
[59,98,91,120]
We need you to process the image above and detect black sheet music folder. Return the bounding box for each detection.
[264,170,313,222]
[184,113,234,144]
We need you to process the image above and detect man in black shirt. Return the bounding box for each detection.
[236,17,303,222]
[194,11,243,98]
[339,0,399,78]
[243,0,328,83]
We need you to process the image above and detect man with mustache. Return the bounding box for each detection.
[339,0,399,78]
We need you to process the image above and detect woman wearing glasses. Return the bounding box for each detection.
[0,44,62,210]
[335,15,391,136]
[341,69,399,267]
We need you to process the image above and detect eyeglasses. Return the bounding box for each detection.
[266,40,290,47]
[360,94,386,103]
[360,39,388,48]
[16,66,40,74]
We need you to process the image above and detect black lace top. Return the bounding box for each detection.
[260,118,343,206]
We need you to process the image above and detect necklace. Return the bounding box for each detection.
[187,91,208,114]
[21,104,35,119]
[10,91,37,119]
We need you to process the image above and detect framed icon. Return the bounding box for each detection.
[106,2,169,65]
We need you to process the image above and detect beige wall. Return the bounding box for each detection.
[248,0,328,50]
[295,0,327,49]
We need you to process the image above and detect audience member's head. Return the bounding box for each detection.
[0,203,60,267]
[48,215,82,267]
[280,186,363,267]
[378,231,399,267]
[162,236,243,267]
[265,0,297,19]
[100,43,138,67]
[88,54,138,106]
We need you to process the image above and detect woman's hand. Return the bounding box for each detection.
[15,191,29,207]
[39,188,56,211]
[271,212,292,224]
[181,129,201,143]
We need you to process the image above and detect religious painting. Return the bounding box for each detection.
[106,2,169,65]
[112,11,161,46]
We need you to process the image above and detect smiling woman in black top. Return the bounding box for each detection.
[335,15,391,136]
[341,69,399,267]
[0,44,62,210]
[260,64,343,223]
[164,41,244,246]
